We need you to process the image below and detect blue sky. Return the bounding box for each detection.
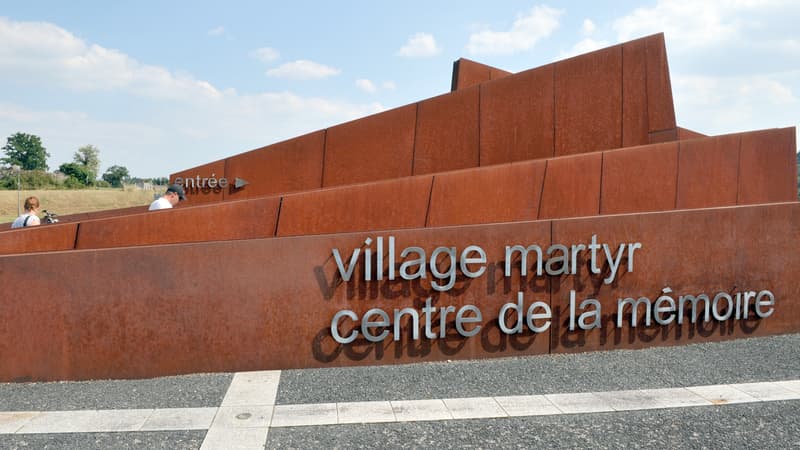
[1,1,798,178]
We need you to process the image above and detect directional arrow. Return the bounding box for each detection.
[234,177,249,189]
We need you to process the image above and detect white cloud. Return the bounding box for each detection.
[559,38,610,59]
[0,102,163,173]
[612,0,792,48]
[355,79,377,93]
[0,17,222,101]
[778,39,800,54]
[398,32,441,58]
[251,47,279,63]
[0,92,385,178]
[466,5,563,55]
[0,18,385,177]
[207,26,225,37]
[266,60,340,80]
[582,19,596,35]
[673,73,798,137]
[355,79,396,93]
[608,0,798,143]
[0,17,84,57]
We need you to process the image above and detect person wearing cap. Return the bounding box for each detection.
[148,184,186,210]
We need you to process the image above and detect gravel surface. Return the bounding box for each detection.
[0,373,232,411]
[276,333,800,404]
[1,334,798,449]
[265,401,800,449]
[0,431,205,450]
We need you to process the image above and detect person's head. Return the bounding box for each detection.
[23,196,40,213]
[164,184,186,206]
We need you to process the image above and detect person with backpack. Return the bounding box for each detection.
[11,196,42,228]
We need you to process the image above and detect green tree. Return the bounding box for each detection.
[102,165,130,188]
[73,144,100,183]
[59,162,93,186]
[1,132,50,170]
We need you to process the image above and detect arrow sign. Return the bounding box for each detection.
[234,177,249,189]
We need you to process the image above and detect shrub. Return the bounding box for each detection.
[63,176,86,189]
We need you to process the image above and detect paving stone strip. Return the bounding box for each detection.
[1,376,798,450]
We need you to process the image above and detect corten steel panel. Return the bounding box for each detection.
[622,37,649,147]
[648,128,679,144]
[550,203,800,354]
[3,203,800,382]
[426,160,546,227]
[738,127,797,205]
[480,65,555,166]
[677,127,706,140]
[451,58,512,91]
[600,142,679,215]
[554,45,622,156]
[74,197,281,250]
[277,176,434,237]
[43,206,149,226]
[170,160,227,206]
[224,131,325,200]
[83,205,151,221]
[644,33,677,133]
[734,202,800,335]
[323,104,417,187]
[39,212,90,224]
[488,67,512,82]
[0,251,71,381]
[0,223,78,255]
[413,86,480,175]
[36,206,148,226]
[676,133,740,209]
[0,220,552,381]
[538,153,602,220]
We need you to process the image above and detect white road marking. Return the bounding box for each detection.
[2,373,799,450]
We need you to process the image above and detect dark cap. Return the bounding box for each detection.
[166,184,186,201]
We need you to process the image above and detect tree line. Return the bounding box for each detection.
[0,132,167,189]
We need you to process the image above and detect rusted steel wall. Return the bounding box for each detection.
[413,86,480,175]
[74,197,281,250]
[170,33,676,205]
[1,127,795,255]
[479,63,556,165]
[276,176,434,237]
[0,223,78,255]
[538,152,603,219]
[550,203,800,353]
[224,131,326,201]
[54,205,151,224]
[1,201,797,382]
[451,57,513,91]
[170,160,227,205]
[324,104,418,187]
[426,160,546,227]
[600,142,679,215]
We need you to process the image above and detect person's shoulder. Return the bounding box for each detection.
[149,197,171,210]
[28,215,40,225]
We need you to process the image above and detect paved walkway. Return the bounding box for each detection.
[2,334,800,449]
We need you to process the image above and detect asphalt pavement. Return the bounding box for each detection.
[1,333,799,449]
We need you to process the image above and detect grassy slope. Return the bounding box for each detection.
[0,188,157,223]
